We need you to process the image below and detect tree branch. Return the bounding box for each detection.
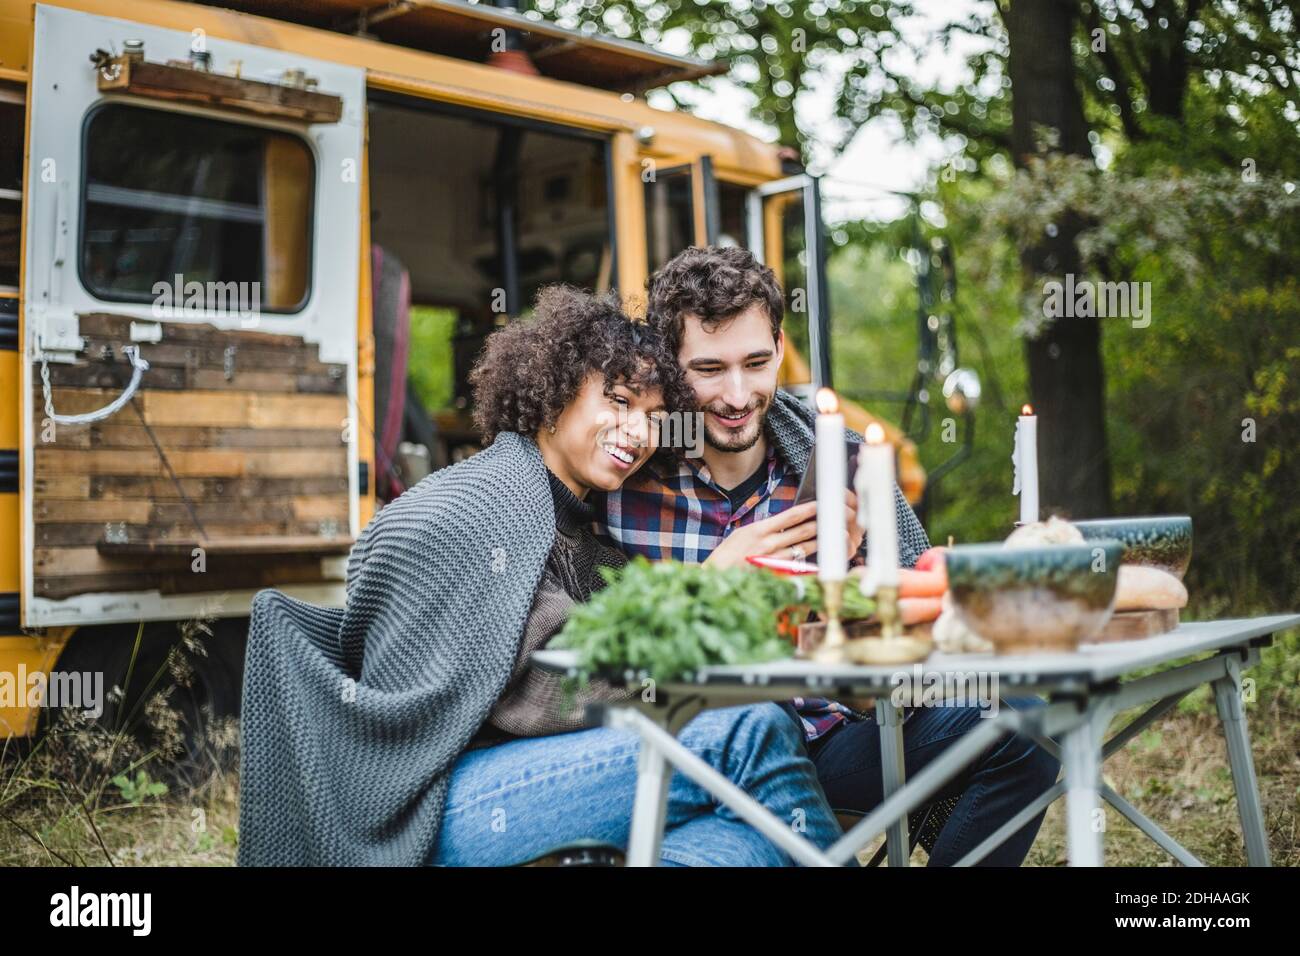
[1082,2,1144,139]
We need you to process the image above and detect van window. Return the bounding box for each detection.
[644,166,694,274]
[717,181,752,250]
[0,94,22,291]
[80,104,314,312]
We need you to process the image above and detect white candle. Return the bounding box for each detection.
[815,388,847,581]
[1014,405,1039,524]
[856,422,899,595]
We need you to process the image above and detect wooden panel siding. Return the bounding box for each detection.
[32,315,353,599]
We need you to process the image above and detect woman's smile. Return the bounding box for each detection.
[601,441,638,470]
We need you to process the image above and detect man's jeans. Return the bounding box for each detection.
[804,697,1059,866]
[431,703,842,866]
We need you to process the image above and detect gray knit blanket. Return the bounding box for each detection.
[237,432,555,866]
[766,390,931,568]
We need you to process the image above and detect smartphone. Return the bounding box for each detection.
[793,438,862,506]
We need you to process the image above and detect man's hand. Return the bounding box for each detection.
[844,489,865,559]
[705,501,819,570]
[704,491,864,571]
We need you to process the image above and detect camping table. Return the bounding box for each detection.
[533,614,1299,867]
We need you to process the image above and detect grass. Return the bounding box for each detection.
[0,718,241,867]
[1024,698,1300,867]
[0,622,241,867]
[4,697,1296,866]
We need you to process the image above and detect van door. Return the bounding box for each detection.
[750,174,832,392]
[21,4,366,627]
[695,160,832,393]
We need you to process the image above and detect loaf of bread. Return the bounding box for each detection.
[1115,564,1188,610]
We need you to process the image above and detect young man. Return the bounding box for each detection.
[595,245,1059,866]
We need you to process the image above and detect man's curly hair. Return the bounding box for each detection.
[645,245,785,365]
[471,285,691,444]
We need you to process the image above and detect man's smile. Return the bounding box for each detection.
[708,407,756,429]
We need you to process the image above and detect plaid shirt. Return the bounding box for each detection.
[593,443,863,741]
[597,443,799,563]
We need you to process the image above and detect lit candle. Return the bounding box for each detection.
[815,388,847,582]
[1014,404,1039,524]
[856,422,899,595]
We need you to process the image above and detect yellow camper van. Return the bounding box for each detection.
[0,0,924,745]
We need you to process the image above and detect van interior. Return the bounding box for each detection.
[366,96,614,493]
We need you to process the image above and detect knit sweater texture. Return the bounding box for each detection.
[237,432,558,866]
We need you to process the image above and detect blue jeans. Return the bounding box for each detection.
[805,697,1059,866]
[431,703,842,866]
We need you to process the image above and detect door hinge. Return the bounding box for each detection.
[28,305,84,363]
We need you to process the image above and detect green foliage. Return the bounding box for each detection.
[828,229,1029,547]
[1249,628,1300,711]
[406,305,456,412]
[800,575,877,620]
[546,2,1300,168]
[110,770,167,807]
[818,1,1299,706]
[829,174,1300,703]
[553,559,800,681]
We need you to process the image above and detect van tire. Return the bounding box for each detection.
[40,618,247,766]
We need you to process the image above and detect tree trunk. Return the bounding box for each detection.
[1005,0,1112,518]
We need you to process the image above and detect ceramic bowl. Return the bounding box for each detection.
[1072,515,1192,579]
[946,541,1123,654]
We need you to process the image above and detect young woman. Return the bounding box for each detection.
[238,287,841,866]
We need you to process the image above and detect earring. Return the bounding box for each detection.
[549,424,557,434]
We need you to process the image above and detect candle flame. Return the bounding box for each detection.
[815,388,839,415]
[1021,404,1034,416]
[865,423,886,444]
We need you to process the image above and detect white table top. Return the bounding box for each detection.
[531,614,1300,693]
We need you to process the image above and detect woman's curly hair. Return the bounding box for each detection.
[470,285,692,444]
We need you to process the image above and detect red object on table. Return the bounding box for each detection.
[746,555,819,575]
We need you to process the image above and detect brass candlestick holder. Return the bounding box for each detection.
[876,584,903,639]
[843,583,932,665]
[810,577,849,663]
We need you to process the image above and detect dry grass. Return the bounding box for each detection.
[0,728,241,866]
[1025,696,1300,866]
[0,626,241,867]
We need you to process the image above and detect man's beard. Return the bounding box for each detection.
[701,395,771,453]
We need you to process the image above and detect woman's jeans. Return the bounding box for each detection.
[431,703,842,866]
[806,697,1060,866]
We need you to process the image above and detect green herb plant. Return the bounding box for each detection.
[553,558,874,684]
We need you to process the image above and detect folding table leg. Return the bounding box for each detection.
[611,705,837,866]
[1213,662,1271,867]
[625,730,673,867]
[875,698,911,867]
[1060,714,1104,867]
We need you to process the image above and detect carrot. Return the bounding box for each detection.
[898,566,947,597]
[899,597,944,625]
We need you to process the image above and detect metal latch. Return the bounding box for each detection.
[30,306,84,364]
